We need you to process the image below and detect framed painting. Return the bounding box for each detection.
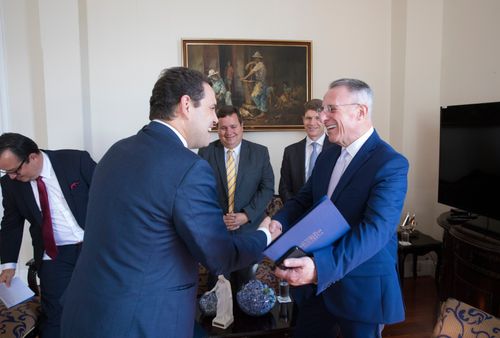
[182,39,312,130]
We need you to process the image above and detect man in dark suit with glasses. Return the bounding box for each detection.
[0,132,96,338]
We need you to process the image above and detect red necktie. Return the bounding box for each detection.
[36,176,58,259]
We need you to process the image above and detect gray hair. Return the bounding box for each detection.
[329,78,373,117]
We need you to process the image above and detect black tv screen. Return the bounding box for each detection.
[438,102,500,221]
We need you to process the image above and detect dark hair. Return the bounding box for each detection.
[0,133,40,160]
[216,105,243,125]
[304,99,323,114]
[149,67,209,121]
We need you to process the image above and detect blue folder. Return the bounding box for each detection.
[263,196,351,262]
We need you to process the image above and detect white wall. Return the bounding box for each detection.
[1,0,500,271]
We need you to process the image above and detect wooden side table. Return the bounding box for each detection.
[398,230,442,285]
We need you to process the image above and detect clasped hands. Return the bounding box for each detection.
[259,217,318,286]
[223,212,248,231]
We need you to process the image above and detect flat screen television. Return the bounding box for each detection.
[438,101,500,225]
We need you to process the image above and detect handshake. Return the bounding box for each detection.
[258,216,282,242]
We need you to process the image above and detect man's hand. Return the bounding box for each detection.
[258,217,282,241]
[223,212,249,231]
[0,269,15,287]
[274,256,317,286]
[269,220,283,239]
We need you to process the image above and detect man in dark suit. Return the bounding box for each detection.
[198,105,274,233]
[273,79,409,337]
[198,105,274,288]
[0,133,96,338]
[60,67,276,338]
[279,99,333,203]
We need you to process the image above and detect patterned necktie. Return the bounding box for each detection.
[307,142,318,179]
[36,176,58,259]
[226,149,236,213]
[327,149,351,197]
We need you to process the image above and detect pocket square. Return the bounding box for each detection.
[69,181,80,190]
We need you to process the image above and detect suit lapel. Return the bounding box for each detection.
[46,151,77,218]
[214,142,228,194]
[236,141,247,192]
[297,138,306,182]
[19,181,42,224]
[319,147,341,197]
[331,131,381,201]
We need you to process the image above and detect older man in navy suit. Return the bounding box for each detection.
[0,133,96,338]
[273,79,409,337]
[61,67,277,338]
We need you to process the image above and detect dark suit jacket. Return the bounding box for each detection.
[198,139,274,231]
[274,130,408,324]
[0,150,96,269]
[279,136,333,202]
[61,122,268,338]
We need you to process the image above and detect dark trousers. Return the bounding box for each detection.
[293,293,383,338]
[38,243,81,338]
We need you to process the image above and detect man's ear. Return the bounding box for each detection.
[178,95,191,119]
[357,104,369,120]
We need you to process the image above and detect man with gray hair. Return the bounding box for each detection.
[272,78,409,337]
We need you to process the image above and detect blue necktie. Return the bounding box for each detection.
[307,142,318,179]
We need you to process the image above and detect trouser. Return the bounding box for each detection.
[38,243,82,338]
[293,293,384,338]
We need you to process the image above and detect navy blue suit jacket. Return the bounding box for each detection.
[0,150,96,269]
[61,122,268,338]
[279,136,333,202]
[274,130,408,324]
[198,139,274,231]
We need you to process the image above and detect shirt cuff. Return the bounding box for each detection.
[1,263,17,271]
[257,227,272,246]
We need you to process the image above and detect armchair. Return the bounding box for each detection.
[0,260,41,338]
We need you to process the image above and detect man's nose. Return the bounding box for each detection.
[319,111,327,123]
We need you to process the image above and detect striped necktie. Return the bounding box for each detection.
[226,149,236,213]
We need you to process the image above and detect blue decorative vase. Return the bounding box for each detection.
[198,291,217,317]
[236,279,276,316]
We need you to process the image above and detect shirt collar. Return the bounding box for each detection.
[39,151,53,180]
[306,133,326,147]
[224,142,242,157]
[152,119,188,148]
[344,127,374,158]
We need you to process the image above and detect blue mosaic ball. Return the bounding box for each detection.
[236,279,276,316]
[199,291,217,316]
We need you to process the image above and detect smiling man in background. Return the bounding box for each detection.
[198,105,274,288]
[279,99,333,203]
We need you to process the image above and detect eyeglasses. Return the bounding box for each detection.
[0,159,26,176]
[321,103,360,113]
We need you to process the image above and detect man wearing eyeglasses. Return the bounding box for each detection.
[278,99,333,203]
[272,79,408,337]
[0,133,96,338]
